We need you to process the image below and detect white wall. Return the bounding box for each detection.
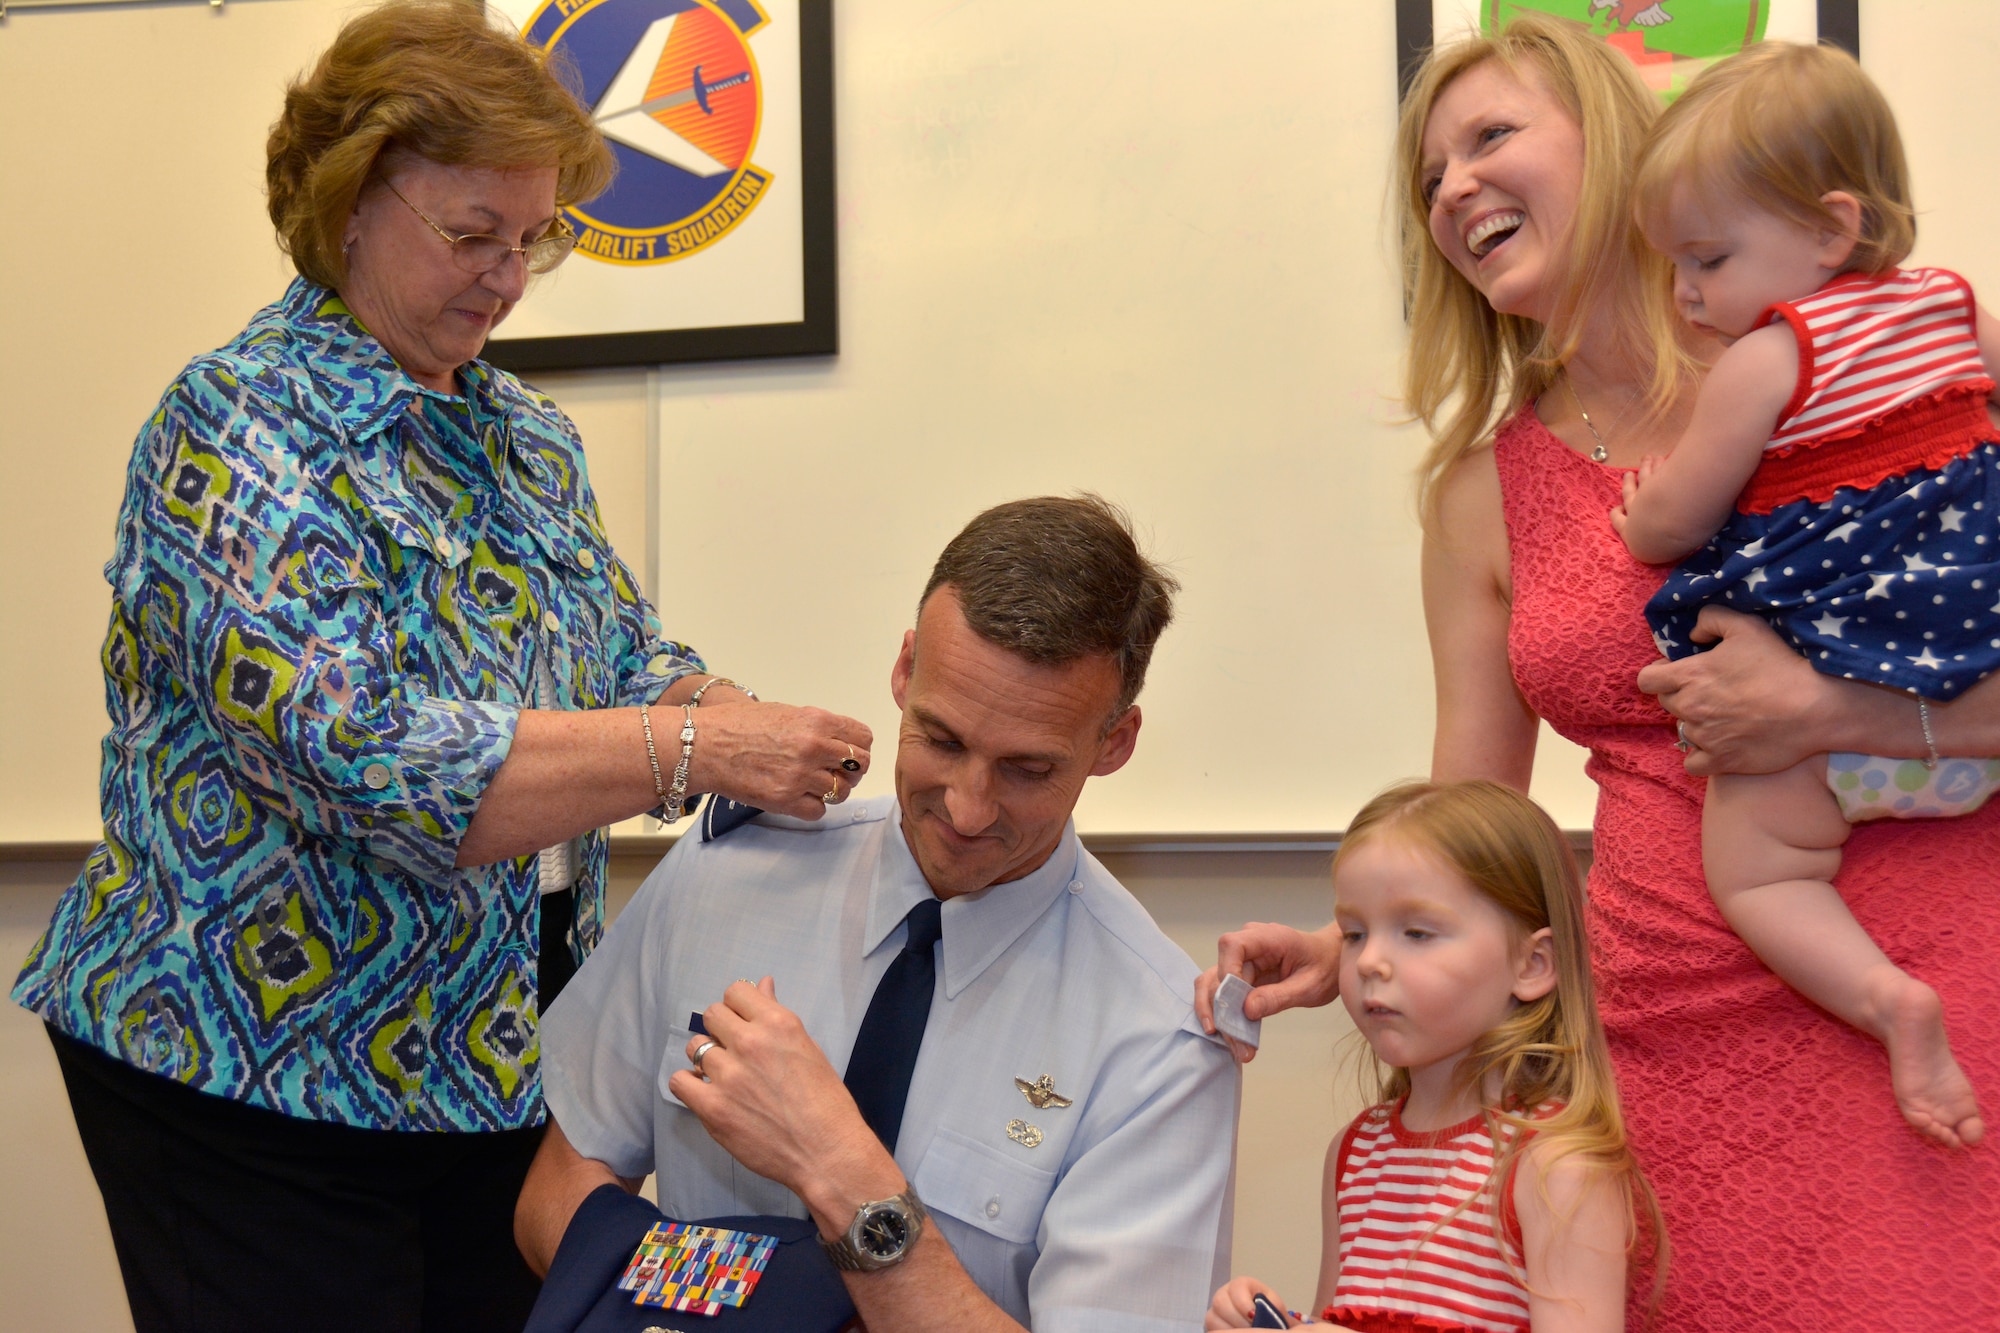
[638,2,1447,836]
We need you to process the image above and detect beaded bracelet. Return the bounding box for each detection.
[638,703,670,815]
[1918,697,1940,771]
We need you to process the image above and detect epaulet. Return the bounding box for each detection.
[700,796,764,842]
[701,794,894,842]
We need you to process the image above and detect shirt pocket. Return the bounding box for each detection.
[352,505,484,695]
[913,1125,1058,1247]
[523,518,618,708]
[653,1022,799,1219]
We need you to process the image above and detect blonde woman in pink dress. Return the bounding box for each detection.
[1198,15,2000,1329]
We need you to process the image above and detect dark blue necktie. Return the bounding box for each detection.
[842,897,944,1153]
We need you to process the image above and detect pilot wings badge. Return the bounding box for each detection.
[1014,1074,1074,1110]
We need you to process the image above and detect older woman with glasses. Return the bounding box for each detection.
[10,3,868,1329]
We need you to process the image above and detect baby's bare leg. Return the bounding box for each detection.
[1706,761,1984,1148]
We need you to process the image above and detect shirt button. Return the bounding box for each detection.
[576,548,597,571]
[1068,879,1084,895]
[437,538,456,560]
[542,610,562,634]
[985,1196,1002,1219]
[363,762,393,791]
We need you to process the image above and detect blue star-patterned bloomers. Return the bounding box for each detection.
[13,279,704,1131]
[1647,444,2000,701]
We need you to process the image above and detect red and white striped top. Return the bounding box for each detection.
[1764,267,1990,454]
[1321,1101,1543,1333]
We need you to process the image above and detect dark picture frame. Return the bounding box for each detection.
[1395,0,1860,100]
[485,0,837,373]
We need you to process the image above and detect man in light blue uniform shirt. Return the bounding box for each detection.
[517,496,1240,1333]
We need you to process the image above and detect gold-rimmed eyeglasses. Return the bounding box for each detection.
[383,179,578,276]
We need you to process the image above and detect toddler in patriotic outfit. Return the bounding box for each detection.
[1612,43,1997,1149]
[1205,783,1662,1332]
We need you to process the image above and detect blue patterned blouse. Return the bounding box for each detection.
[13,279,703,1132]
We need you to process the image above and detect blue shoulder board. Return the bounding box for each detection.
[702,797,764,842]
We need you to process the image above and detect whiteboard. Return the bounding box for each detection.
[636,2,1595,835]
[634,2,2000,836]
[7,0,1995,841]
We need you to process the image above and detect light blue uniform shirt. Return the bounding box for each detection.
[542,795,1240,1333]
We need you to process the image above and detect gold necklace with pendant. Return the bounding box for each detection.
[1562,371,1612,464]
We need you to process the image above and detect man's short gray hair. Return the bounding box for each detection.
[920,494,1179,715]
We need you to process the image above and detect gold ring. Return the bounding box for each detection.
[841,744,861,773]
[823,785,841,804]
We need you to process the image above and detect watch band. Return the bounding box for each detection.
[820,1189,927,1272]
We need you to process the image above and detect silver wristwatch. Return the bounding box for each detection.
[820,1188,927,1272]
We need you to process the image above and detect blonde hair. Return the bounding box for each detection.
[1335,780,1667,1308]
[266,0,616,291]
[1632,41,1914,275]
[1394,14,1691,526]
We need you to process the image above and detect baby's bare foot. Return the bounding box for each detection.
[1873,972,1984,1148]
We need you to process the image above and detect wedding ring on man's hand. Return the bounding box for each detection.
[690,1039,718,1076]
[841,744,861,773]
[1676,721,1693,753]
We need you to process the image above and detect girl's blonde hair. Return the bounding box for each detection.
[1335,780,1667,1307]
[1394,14,1692,527]
[1631,41,1913,275]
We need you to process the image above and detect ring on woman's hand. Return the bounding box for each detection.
[1676,721,1694,753]
[841,744,861,773]
[690,1039,718,1075]
[823,784,843,804]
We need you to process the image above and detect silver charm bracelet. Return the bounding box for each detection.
[662,704,697,822]
[689,675,758,706]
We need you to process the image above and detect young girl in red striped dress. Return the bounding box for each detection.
[1610,43,1998,1150]
[1206,781,1663,1333]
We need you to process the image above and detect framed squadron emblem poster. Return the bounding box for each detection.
[484,0,835,370]
[1400,0,1860,101]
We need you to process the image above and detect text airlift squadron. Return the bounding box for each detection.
[571,166,770,264]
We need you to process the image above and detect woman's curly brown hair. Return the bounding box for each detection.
[266,0,615,290]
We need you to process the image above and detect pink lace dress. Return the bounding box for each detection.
[1493,407,2000,1329]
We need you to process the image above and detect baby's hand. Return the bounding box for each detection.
[1207,1275,1283,1329]
[1608,455,1662,537]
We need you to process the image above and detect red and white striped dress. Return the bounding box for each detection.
[1765,269,1987,448]
[1741,266,1993,512]
[1320,1101,1543,1333]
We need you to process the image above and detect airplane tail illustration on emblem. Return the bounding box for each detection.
[593,15,736,177]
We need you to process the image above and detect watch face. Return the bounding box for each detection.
[858,1206,911,1258]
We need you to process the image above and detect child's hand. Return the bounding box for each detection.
[1608,455,1661,538]
[1207,1275,1283,1329]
